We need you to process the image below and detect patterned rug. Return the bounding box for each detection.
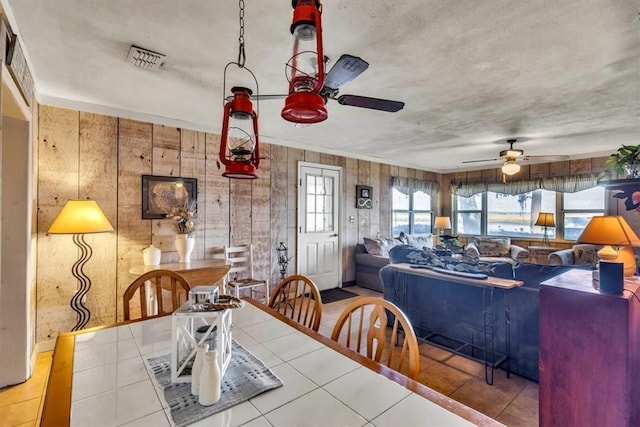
[146,340,283,427]
[319,288,359,304]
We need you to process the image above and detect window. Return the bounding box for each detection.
[454,193,482,235]
[392,188,432,235]
[487,190,556,239]
[453,187,605,241]
[562,186,605,240]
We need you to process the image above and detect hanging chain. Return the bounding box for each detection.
[237,0,246,68]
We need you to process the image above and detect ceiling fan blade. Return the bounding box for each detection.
[521,155,570,161]
[461,158,501,164]
[336,95,404,112]
[324,54,369,89]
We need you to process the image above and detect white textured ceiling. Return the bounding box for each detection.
[3,0,639,173]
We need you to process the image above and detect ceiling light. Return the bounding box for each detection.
[281,0,328,124]
[501,159,521,175]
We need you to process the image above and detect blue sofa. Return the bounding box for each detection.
[380,246,593,381]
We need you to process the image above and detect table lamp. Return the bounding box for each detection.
[576,215,640,278]
[434,216,452,235]
[535,212,555,246]
[48,200,114,331]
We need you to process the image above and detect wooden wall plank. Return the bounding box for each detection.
[549,161,571,177]
[369,161,381,236]
[344,157,359,282]
[269,144,288,284]
[252,143,271,284]
[287,148,304,274]
[379,163,392,237]
[78,112,118,327]
[530,163,551,179]
[357,160,371,242]
[116,119,152,322]
[204,133,230,254]
[570,159,592,175]
[180,129,207,260]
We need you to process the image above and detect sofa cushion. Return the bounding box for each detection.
[363,237,402,257]
[399,232,434,249]
[474,237,511,257]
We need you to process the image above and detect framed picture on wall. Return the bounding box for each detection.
[141,175,198,219]
[356,185,373,209]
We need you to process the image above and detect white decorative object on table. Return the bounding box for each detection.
[175,234,195,263]
[198,350,221,406]
[171,302,232,383]
[191,343,209,395]
[142,244,161,266]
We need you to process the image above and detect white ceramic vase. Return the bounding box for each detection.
[142,244,161,266]
[191,343,209,396]
[175,234,195,263]
[198,350,221,406]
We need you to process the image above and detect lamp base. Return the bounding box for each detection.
[617,246,637,276]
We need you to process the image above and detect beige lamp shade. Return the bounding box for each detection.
[434,216,452,230]
[534,212,555,228]
[48,200,114,234]
[576,216,640,247]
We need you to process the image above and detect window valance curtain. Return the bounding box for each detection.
[392,177,439,196]
[450,173,599,197]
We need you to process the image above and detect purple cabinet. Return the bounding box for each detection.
[540,269,640,427]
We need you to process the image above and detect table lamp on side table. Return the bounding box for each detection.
[434,216,452,235]
[576,216,640,293]
[48,200,114,331]
[535,212,555,246]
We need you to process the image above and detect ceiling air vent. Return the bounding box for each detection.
[126,45,166,71]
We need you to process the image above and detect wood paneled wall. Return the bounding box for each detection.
[35,105,426,341]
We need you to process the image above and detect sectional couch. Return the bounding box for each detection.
[380,245,593,381]
[355,234,529,292]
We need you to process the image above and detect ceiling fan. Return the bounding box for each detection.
[462,139,570,175]
[250,54,405,118]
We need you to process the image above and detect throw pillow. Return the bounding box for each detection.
[405,233,434,250]
[474,237,511,257]
[573,244,599,266]
[363,237,402,257]
[363,237,384,256]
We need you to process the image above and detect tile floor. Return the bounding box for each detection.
[0,286,538,427]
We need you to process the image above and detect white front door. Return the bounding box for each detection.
[298,163,342,291]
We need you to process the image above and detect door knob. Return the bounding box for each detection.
[330,233,338,237]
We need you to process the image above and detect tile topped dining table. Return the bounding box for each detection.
[41,298,503,427]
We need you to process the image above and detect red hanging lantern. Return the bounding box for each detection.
[281,0,327,124]
[219,86,260,179]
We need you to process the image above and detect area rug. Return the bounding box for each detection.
[146,340,283,427]
[319,288,359,304]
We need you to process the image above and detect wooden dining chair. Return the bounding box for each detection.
[268,275,322,332]
[123,269,191,321]
[224,244,270,303]
[330,296,420,379]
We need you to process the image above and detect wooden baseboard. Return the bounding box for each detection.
[342,281,356,287]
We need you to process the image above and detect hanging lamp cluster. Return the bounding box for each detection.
[219,0,261,179]
[218,0,327,179]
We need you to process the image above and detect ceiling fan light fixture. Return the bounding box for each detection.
[502,159,521,175]
[283,0,326,124]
